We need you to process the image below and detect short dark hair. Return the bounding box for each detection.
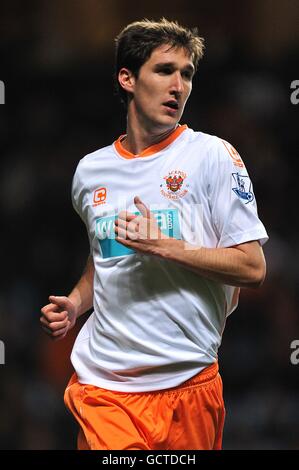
[114,18,205,106]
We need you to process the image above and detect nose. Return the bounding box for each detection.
[170,71,184,95]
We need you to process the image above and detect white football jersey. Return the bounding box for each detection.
[70,125,268,392]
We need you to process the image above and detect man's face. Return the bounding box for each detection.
[129,44,194,131]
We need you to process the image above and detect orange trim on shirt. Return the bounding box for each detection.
[114,124,188,159]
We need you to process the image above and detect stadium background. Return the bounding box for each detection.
[0,0,298,449]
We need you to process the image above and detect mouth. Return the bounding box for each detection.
[162,100,179,112]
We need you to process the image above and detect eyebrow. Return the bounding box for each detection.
[154,62,195,74]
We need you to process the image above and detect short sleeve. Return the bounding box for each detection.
[71,166,84,220]
[71,162,93,253]
[208,138,268,248]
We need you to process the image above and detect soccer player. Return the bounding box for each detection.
[40,18,268,450]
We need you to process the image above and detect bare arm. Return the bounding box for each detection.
[158,239,266,288]
[68,254,94,318]
[115,197,266,289]
[40,255,94,340]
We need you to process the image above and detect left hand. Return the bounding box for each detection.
[115,196,169,256]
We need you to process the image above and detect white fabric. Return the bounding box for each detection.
[70,127,268,392]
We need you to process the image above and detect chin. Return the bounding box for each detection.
[153,115,179,129]
[153,122,177,133]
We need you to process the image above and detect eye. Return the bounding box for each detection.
[182,70,193,80]
[158,67,173,75]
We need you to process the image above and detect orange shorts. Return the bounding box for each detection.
[64,362,225,450]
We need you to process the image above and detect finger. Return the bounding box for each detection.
[115,225,126,240]
[115,217,128,230]
[42,317,69,332]
[134,196,150,218]
[40,316,69,330]
[52,323,70,338]
[40,316,51,327]
[117,211,137,222]
[116,236,135,247]
[127,217,142,236]
[116,236,146,255]
[40,309,68,322]
[115,225,139,241]
[52,329,69,341]
[116,223,140,241]
[116,215,141,230]
[41,303,60,315]
[43,324,69,341]
[49,295,70,309]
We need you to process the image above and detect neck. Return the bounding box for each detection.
[122,106,178,155]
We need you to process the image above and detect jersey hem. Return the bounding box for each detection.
[73,363,216,393]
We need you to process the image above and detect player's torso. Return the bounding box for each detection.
[79,131,216,259]
[70,130,233,389]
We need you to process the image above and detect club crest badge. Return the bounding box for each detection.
[232,173,254,203]
[160,170,188,200]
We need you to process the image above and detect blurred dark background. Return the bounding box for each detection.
[0,0,298,449]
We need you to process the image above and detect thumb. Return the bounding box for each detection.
[49,295,70,309]
[134,196,151,218]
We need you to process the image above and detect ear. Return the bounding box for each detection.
[118,68,136,95]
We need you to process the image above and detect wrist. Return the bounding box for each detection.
[67,292,81,318]
[157,238,185,260]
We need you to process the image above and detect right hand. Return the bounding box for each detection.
[40,296,77,341]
